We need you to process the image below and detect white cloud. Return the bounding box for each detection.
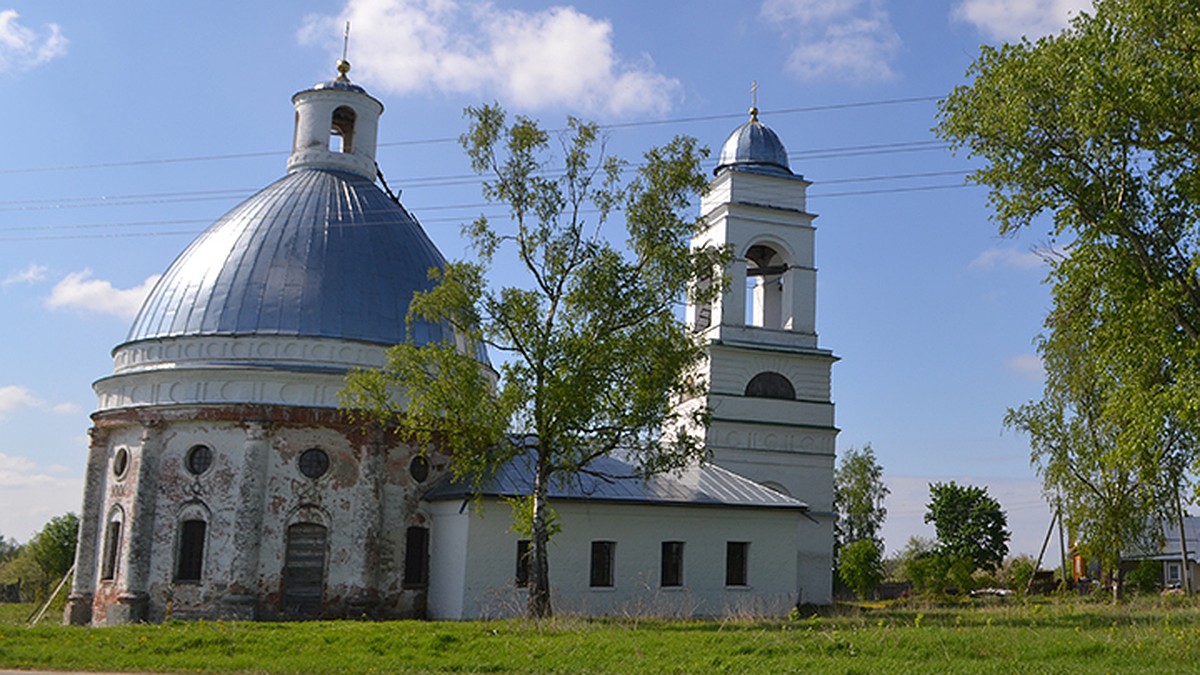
[2,263,47,288]
[1006,353,1044,381]
[970,246,1045,270]
[51,401,82,415]
[952,0,1093,42]
[0,452,82,541]
[298,0,681,117]
[0,10,67,74]
[760,0,900,82]
[44,270,160,320]
[0,385,43,416]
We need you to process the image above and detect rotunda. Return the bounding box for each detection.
[66,62,476,624]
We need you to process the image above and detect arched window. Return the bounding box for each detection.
[175,519,207,582]
[283,522,327,618]
[745,244,787,329]
[330,106,356,153]
[745,371,795,400]
[403,526,429,588]
[100,507,124,581]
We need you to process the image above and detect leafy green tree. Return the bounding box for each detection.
[28,513,78,580]
[837,538,884,600]
[925,482,1010,584]
[896,536,945,594]
[938,0,1200,600]
[834,443,889,555]
[343,105,728,618]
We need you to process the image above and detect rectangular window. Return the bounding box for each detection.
[1169,563,1182,582]
[726,541,749,586]
[661,541,684,587]
[175,520,207,582]
[515,539,531,586]
[590,541,615,588]
[100,520,122,581]
[403,526,430,587]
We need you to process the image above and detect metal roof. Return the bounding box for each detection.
[715,116,793,177]
[425,451,807,510]
[125,168,455,350]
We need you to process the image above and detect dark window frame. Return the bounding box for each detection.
[402,526,430,588]
[725,541,749,586]
[661,541,684,587]
[100,517,122,581]
[590,541,615,588]
[515,539,531,587]
[175,519,207,582]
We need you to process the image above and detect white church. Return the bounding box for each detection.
[65,62,838,624]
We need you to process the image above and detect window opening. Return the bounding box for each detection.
[329,106,356,153]
[298,448,330,480]
[186,445,214,475]
[403,526,430,587]
[726,542,749,586]
[744,244,786,329]
[590,541,615,588]
[101,516,122,581]
[409,455,430,483]
[745,372,796,400]
[112,448,129,479]
[175,519,207,582]
[515,539,531,586]
[661,541,684,587]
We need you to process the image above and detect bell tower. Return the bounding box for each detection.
[691,106,837,603]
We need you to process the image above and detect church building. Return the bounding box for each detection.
[65,62,836,624]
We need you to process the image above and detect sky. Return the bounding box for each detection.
[0,0,1094,560]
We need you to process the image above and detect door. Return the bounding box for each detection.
[283,523,327,618]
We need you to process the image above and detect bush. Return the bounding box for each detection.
[1126,559,1161,594]
[838,539,884,600]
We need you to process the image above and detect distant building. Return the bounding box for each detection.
[1123,517,1200,590]
[65,63,836,624]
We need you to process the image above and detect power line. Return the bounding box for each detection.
[0,94,945,176]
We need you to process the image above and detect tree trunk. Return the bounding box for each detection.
[1110,560,1123,604]
[527,455,553,619]
[1177,488,1191,596]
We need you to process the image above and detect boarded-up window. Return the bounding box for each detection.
[590,541,615,588]
[726,541,749,586]
[403,526,429,588]
[515,540,530,586]
[661,541,684,587]
[283,523,327,618]
[100,518,122,581]
[175,520,207,582]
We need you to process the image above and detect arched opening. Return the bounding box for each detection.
[330,106,356,153]
[100,507,125,581]
[745,371,796,400]
[745,244,787,329]
[283,522,327,618]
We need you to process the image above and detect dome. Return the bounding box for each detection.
[126,168,451,349]
[714,110,792,177]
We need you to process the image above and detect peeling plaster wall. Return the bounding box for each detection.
[72,405,447,624]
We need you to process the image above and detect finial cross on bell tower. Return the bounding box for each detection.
[750,80,759,122]
[336,22,352,79]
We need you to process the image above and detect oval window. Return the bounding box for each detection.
[112,448,129,479]
[410,455,430,483]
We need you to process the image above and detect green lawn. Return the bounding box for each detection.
[2,598,1200,673]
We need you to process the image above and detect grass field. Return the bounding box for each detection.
[3,597,1200,673]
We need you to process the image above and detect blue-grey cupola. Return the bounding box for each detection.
[121,62,459,351]
[287,59,384,178]
[714,107,792,177]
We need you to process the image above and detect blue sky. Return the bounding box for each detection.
[0,0,1091,558]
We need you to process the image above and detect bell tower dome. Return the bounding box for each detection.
[287,60,383,178]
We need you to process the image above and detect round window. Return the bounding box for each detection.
[186,445,214,475]
[298,448,330,479]
[410,455,430,483]
[112,448,129,479]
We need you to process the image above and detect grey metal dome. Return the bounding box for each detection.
[714,111,792,177]
[126,168,452,349]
